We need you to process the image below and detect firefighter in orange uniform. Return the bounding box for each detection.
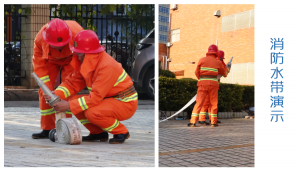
[32,19,83,139]
[197,50,230,125]
[188,45,226,127]
[46,30,138,144]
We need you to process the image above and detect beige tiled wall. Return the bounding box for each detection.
[221,62,254,85]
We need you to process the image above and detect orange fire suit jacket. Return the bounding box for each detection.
[54,52,136,115]
[195,54,227,87]
[32,21,83,91]
[217,61,230,82]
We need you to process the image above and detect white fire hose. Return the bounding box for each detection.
[49,112,82,145]
[159,75,222,122]
[31,72,82,145]
[159,94,197,122]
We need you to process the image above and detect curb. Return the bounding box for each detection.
[159,111,253,120]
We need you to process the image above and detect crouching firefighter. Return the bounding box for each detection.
[32,19,83,139]
[188,44,226,127]
[46,30,138,144]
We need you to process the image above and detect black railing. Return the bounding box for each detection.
[3,4,154,86]
[50,4,154,76]
[4,5,26,86]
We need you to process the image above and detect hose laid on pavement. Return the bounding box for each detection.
[56,118,82,145]
[159,94,197,122]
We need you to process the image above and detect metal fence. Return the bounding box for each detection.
[4,4,154,86]
[4,5,26,86]
[50,4,154,76]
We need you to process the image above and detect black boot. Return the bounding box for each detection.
[187,123,196,127]
[209,120,221,124]
[109,132,130,144]
[82,132,109,142]
[198,121,209,125]
[211,123,219,127]
[32,130,50,139]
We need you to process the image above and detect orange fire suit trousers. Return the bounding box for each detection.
[190,85,219,125]
[39,62,73,130]
[70,95,138,135]
[199,97,211,121]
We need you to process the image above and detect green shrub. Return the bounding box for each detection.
[218,83,244,112]
[242,85,255,109]
[159,68,175,78]
[159,77,254,112]
[159,76,197,111]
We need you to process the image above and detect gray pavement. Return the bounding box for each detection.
[4,100,154,167]
[159,119,254,167]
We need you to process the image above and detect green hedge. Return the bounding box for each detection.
[159,76,254,112]
[159,68,176,78]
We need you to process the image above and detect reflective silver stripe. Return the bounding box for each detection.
[79,119,90,125]
[65,110,72,115]
[200,67,218,72]
[114,70,127,87]
[200,112,207,116]
[191,113,199,117]
[78,97,88,111]
[198,78,218,82]
[56,86,70,98]
[116,93,138,102]
[40,75,50,83]
[103,119,119,132]
[41,108,55,116]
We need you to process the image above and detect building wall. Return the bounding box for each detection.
[158,4,170,69]
[21,4,50,88]
[168,4,254,85]
[159,43,167,68]
[158,4,170,44]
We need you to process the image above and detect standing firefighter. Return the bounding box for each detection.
[47,30,138,144]
[32,19,83,139]
[188,44,226,127]
[197,50,230,125]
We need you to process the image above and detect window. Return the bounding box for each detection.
[164,35,168,42]
[171,28,180,42]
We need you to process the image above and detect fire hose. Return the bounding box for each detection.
[32,72,82,145]
[159,94,196,122]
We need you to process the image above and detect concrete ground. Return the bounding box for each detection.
[4,100,154,167]
[159,119,254,167]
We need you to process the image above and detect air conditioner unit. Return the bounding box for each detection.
[170,4,178,10]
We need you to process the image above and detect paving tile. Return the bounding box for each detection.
[159,119,254,167]
[4,101,155,167]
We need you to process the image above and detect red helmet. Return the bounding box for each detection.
[70,30,105,53]
[42,19,72,47]
[207,44,219,56]
[218,50,225,60]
